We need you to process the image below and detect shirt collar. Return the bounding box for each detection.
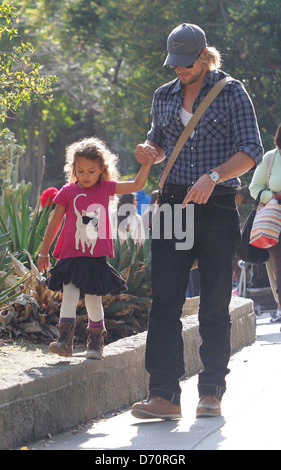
[203,70,227,87]
[171,79,182,95]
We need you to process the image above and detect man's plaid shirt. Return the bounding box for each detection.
[147,69,263,187]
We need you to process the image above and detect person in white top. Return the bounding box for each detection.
[250,123,281,320]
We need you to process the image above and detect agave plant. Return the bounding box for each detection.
[0,179,56,264]
[0,175,60,318]
[0,132,62,337]
[0,129,57,266]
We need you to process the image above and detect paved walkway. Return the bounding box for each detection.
[29,313,281,451]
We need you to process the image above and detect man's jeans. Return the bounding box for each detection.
[146,189,241,406]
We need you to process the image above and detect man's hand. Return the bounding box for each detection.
[182,174,216,208]
[135,143,158,166]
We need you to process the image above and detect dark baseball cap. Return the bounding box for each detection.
[164,23,207,67]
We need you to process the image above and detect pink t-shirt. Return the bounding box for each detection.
[52,180,116,259]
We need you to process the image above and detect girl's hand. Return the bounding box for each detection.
[135,143,157,166]
[37,254,50,273]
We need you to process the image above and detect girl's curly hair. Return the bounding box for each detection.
[64,137,120,183]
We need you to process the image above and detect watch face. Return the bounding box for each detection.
[208,171,219,183]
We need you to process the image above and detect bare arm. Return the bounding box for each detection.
[37,203,66,272]
[115,163,152,195]
[182,151,255,207]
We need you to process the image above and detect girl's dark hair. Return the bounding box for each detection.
[274,124,281,149]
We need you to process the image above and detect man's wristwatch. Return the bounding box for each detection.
[207,170,220,184]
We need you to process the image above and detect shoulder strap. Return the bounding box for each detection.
[158,76,232,190]
[264,148,277,189]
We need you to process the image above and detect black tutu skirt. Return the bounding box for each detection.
[47,256,127,296]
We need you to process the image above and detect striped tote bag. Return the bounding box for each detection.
[250,197,281,249]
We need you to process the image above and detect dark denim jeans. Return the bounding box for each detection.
[146,190,241,405]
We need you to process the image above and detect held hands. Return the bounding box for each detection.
[135,143,158,166]
[182,174,216,208]
[37,254,50,273]
[135,143,217,207]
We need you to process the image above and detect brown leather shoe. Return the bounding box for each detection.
[131,396,182,420]
[196,395,222,418]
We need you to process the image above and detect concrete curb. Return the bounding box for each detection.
[0,296,255,450]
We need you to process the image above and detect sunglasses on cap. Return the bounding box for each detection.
[166,50,203,70]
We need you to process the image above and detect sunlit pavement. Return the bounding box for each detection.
[30,313,281,451]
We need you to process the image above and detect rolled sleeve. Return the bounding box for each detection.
[146,93,166,147]
[230,82,263,167]
[147,119,165,147]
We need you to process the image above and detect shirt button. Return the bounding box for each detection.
[190,146,194,150]
[190,164,194,167]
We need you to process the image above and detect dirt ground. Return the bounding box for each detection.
[0,338,86,381]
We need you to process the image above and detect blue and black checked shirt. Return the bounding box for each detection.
[147,69,263,187]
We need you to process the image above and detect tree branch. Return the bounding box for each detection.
[217,0,229,25]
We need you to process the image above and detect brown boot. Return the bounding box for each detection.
[131,396,182,420]
[49,321,76,357]
[196,395,222,418]
[86,327,106,359]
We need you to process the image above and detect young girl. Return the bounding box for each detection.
[37,137,153,359]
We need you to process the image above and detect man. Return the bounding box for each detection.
[131,23,263,419]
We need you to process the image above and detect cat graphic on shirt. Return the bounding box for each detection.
[73,194,100,255]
